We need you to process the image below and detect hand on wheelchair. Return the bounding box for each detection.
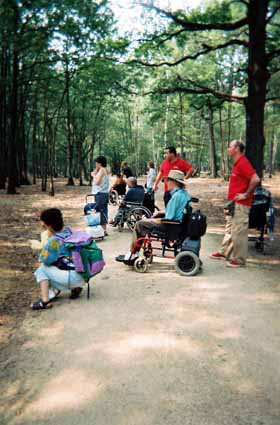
[152,210,165,219]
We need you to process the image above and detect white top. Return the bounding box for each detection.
[91,170,110,195]
[147,168,156,188]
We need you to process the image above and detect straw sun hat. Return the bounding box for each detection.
[166,169,185,184]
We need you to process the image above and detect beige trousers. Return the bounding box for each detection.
[220,203,250,265]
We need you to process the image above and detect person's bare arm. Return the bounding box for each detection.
[152,210,165,218]
[93,168,105,185]
[152,171,163,191]
[234,173,261,201]
[185,166,194,179]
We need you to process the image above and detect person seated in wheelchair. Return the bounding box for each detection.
[116,170,191,264]
[110,174,127,196]
[110,177,145,226]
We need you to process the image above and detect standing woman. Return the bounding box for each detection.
[91,156,110,235]
[120,161,133,179]
[146,161,157,193]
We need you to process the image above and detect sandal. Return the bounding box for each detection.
[69,287,83,299]
[31,299,52,310]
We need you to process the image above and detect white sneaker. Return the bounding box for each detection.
[124,251,138,261]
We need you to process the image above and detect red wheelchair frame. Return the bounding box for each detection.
[126,198,205,276]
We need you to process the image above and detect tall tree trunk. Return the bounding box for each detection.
[0,40,8,189]
[31,97,38,184]
[7,5,19,194]
[219,107,225,177]
[48,122,55,196]
[268,132,274,178]
[245,0,268,177]
[163,95,169,146]
[65,62,74,186]
[77,133,84,186]
[41,110,48,192]
[207,102,218,178]
[179,92,184,157]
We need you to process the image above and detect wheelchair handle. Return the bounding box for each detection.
[191,197,199,203]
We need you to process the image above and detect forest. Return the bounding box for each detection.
[0,0,280,195]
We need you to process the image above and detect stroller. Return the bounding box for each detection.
[84,194,105,240]
[249,187,275,253]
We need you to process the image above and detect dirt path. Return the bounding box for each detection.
[1,178,280,425]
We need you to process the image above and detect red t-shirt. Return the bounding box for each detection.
[160,157,193,192]
[228,156,256,206]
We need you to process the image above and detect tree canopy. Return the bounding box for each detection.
[0,0,279,193]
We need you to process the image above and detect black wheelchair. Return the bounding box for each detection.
[113,202,152,232]
[125,198,207,276]
[109,184,126,206]
[112,191,159,232]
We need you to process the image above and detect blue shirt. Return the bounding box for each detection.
[125,185,145,204]
[39,228,73,266]
[165,188,191,221]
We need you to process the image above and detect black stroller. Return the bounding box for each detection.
[249,187,275,253]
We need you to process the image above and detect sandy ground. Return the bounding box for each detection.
[0,177,280,425]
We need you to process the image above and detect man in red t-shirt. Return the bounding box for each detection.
[211,140,260,267]
[153,146,193,206]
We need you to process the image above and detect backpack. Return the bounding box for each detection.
[56,229,105,280]
[187,210,207,239]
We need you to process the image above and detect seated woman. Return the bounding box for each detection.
[31,208,85,310]
[110,174,127,196]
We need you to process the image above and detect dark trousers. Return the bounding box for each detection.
[95,192,109,224]
[164,191,172,207]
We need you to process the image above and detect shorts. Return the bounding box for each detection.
[34,265,85,292]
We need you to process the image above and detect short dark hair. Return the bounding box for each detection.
[95,156,107,167]
[40,208,64,232]
[148,161,155,168]
[233,140,245,153]
[165,146,177,155]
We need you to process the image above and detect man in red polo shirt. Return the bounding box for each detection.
[153,146,193,206]
[211,140,260,267]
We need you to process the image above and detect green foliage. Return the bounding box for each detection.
[1,0,280,192]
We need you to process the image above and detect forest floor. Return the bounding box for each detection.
[0,175,280,425]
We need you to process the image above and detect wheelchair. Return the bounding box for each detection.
[112,190,159,232]
[113,201,153,232]
[109,189,125,206]
[126,198,207,276]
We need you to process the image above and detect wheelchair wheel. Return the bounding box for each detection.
[126,207,152,231]
[144,246,153,263]
[109,190,118,206]
[134,257,148,273]
[117,222,123,232]
[174,251,200,277]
